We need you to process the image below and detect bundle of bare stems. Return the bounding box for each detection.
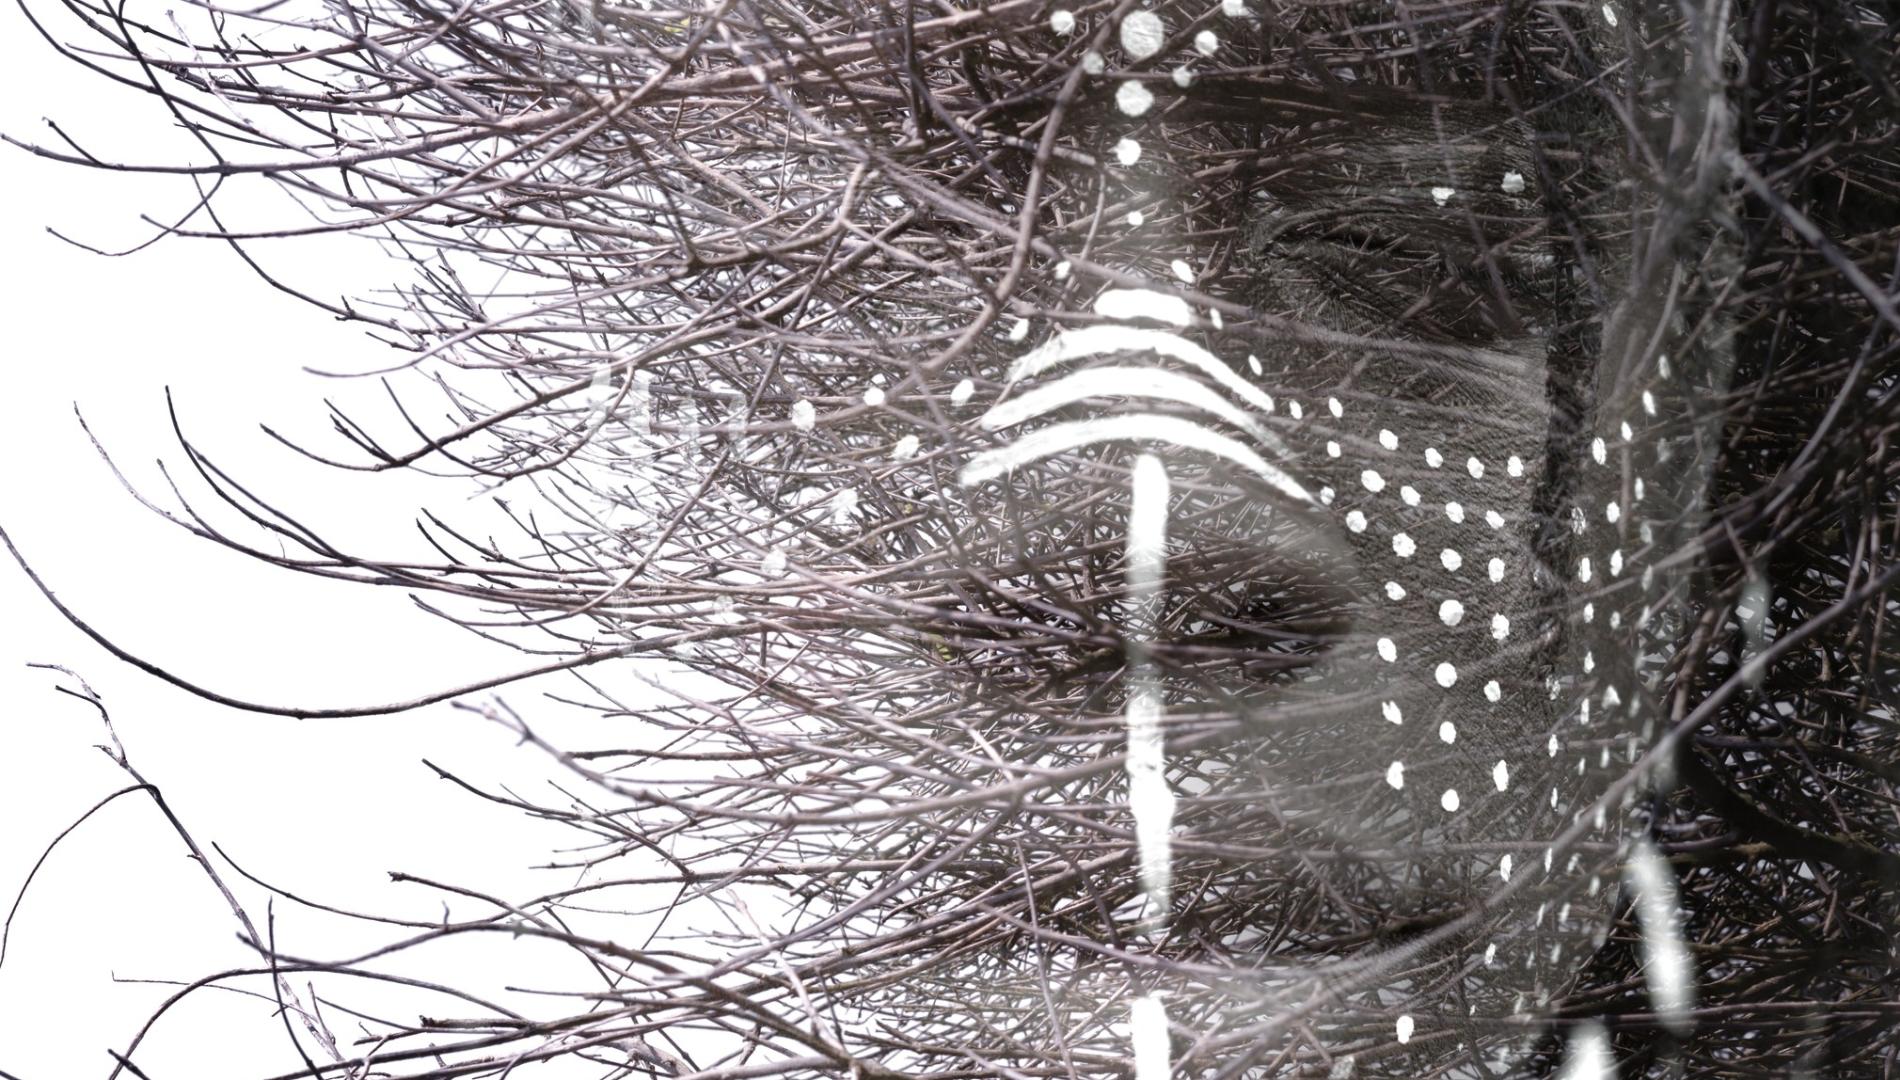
[5,0,1898,1075]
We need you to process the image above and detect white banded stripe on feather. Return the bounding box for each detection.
[1626,837,1695,1035]
[1093,287,1193,328]
[1129,991,1172,1080]
[1125,454,1175,915]
[1007,324,1290,455]
[960,414,1311,504]
[978,366,1283,462]
[962,302,1312,928]
[965,314,1308,503]
[959,296,1348,1078]
[1555,1022,1613,1080]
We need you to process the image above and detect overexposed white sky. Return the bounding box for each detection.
[0,8,690,1076]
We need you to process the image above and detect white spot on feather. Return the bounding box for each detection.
[1119,11,1165,58]
[1116,80,1155,116]
[830,487,859,523]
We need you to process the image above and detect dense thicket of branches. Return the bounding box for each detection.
[8,0,1899,1075]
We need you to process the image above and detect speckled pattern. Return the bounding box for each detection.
[946,3,1732,1069]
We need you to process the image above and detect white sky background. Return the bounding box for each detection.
[0,7,700,1075]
